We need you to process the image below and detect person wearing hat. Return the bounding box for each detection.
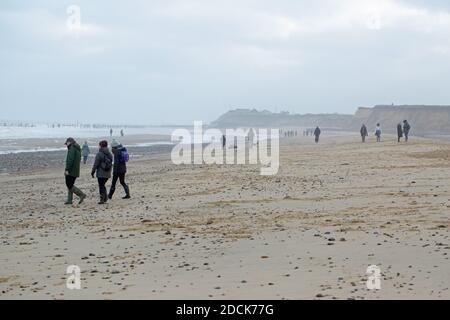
[108,140,130,200]
[91,140,113,204]
[64,137,86,205]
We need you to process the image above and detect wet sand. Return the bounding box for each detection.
[0,134,172,173]
[0,134,449,299]
[0,134,171,154]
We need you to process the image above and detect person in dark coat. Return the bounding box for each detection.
[403,120,411,142]
[360,124,368,143]
[314,126,321,143]
[108,140,130,199]
[64,137,86,205]
[222,134,226,148]
[397,123,403,142]
[91,140,113,204]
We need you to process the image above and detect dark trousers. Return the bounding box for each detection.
[65,175,77,189]
[315,136,319,143]
[404,132,409,142]
[109,173,129,197]
[97,178,108,197]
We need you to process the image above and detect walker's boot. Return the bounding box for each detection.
[64,189,73,205]
[72,186,86,204]
[98,192,107,204]
[108,187,115,200]
[122,185,130,199]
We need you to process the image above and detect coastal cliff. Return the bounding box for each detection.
[352,105,450,136]
[210,108,353,129]
[211,105,450,136]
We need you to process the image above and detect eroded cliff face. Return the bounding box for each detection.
[210,109,353,129]
[353,105,450,135]
[211,106,450,136]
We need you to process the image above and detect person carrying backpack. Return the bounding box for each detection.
[108,140,130,199]
[375,123,382,142]
[91,140,113,204]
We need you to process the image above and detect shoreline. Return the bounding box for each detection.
[0,133,172,153]
[1,132,447,174]
[0,133,174,173]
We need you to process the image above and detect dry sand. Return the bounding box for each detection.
[0,134,449,299]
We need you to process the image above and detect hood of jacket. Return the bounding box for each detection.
[99,146,112,155]
[69,143,81,151]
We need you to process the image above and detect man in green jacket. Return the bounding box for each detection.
[64,137,86,205]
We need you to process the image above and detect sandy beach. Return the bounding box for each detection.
[0,133,449,299]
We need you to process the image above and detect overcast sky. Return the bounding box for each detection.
[1,0,450,124]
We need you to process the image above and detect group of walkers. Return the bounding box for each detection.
[284,130,298,137]
[109,128,125,137]
[295,127,322,142]
[63,138,131,205]
[291,120,411,145]
[397,120,411,142]
[282,127,322,142]
[360,120,411,143]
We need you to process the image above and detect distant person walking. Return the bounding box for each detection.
[91,140,113,204]
[360,124,368,143]
[64,138,86,205]
[314,126,321,143]
[110,128,113,137]
[222,134,226,148]
[397,123,403,143]
[81,141,90,164]
[108,141,130,200]
[403,120,411,142]
[120,129,124,137]
[375,123,381,142]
